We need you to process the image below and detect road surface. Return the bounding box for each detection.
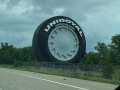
[0,68,118,90]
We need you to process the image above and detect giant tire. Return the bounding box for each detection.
[32,16,86,63]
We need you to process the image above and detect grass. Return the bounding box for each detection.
[0,64,120,85]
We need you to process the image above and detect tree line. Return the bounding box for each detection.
[83,34,120,65]
[0,43,34,65]
[0,34,120,65]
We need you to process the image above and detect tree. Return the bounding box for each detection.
[0,42,15,64]
[83,52,100,64]
[0,42,35,65]
[21,46,34,62]
[95,42,110,64]
[109,34,120,65]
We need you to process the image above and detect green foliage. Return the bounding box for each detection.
[109,34,120,64]
[0,42,16,64]
[95,42,108,54]
[103,64,113,79]
[13,59,22,67]
[83,34,120,65]
[95,42,110,64]
[112,67,120,80]
[0,34,120,65]
[83,52,100,64]
[0,42,35,65]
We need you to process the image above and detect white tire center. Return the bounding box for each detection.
[48,25,79,61]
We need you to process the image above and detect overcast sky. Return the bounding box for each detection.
[0,0,120,51]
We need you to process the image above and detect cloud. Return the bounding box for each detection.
[0,0,120,51]
[53,8,65,16]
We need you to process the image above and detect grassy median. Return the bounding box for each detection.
[0,64,120,85]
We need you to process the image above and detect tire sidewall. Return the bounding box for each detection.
[42,16,83,63]
[33,16,86,63]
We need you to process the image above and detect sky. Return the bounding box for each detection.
[0,0,120,51]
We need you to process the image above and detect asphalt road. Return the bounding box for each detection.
[0,68,118,90]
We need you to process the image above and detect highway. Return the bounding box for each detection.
[0,68,118,90]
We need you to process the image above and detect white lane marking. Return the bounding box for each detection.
[2,70,89,90]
